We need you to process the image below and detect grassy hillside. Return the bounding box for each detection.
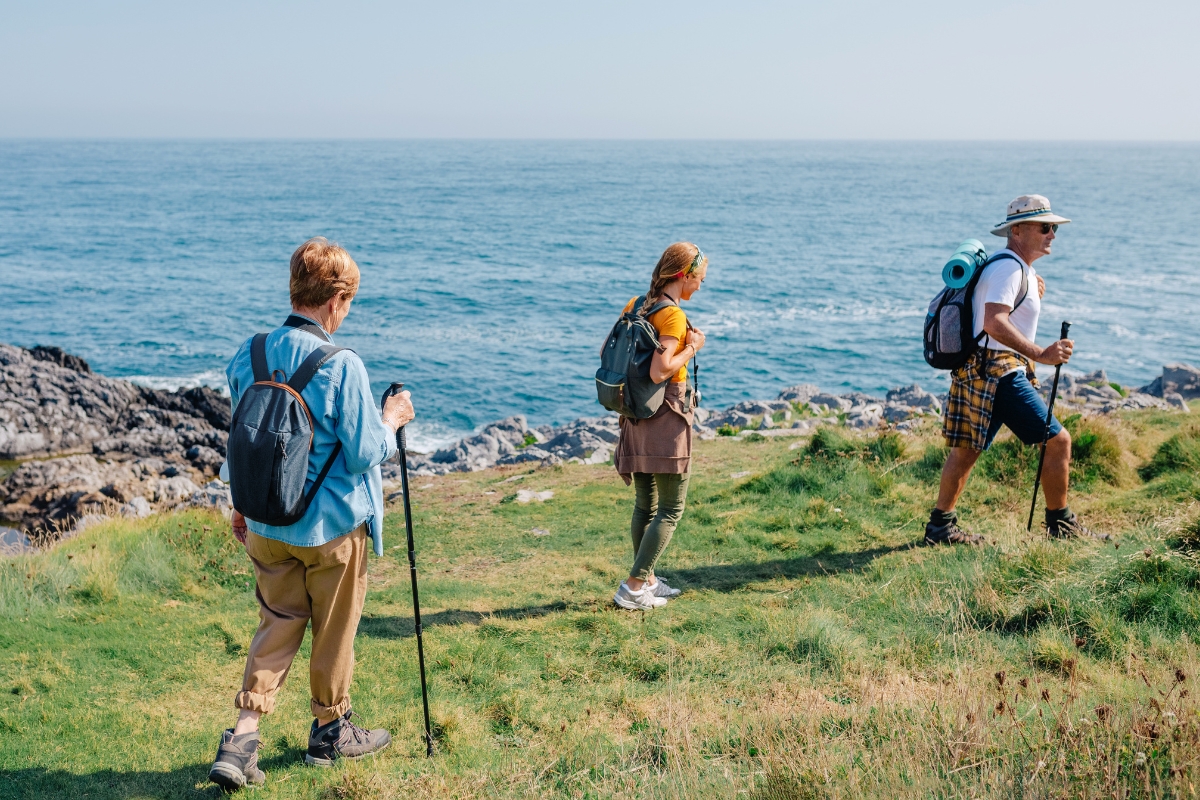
[2,409,1200,799]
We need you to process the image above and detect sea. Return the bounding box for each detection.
[2,141,1198,451]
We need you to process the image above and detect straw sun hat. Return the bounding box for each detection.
[990,194,1072,236]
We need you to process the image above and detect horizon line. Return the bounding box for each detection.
[1,136,1199,145]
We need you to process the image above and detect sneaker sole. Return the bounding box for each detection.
[305,739,390,767]
[209,764,247,791]
[613,593,665,611]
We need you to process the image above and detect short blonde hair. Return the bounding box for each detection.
[289,237,361,308]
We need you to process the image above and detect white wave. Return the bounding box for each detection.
[126,369,230,395]
[401,419,472,454]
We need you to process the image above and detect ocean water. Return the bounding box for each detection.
[2,141,1198,450]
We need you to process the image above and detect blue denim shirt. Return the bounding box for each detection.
[226,315,397,556]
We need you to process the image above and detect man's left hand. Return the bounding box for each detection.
[232,510,248,544]
[1036,275,1046,299]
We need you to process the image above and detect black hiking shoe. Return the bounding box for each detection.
[924,515,984,546]
[1046,512,1107,540]
[209,729,265,792]
[306,709,391,766]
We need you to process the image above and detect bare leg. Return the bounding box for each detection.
[233,709,261,735]
[936,447,982,512]
[1040,428,1072,510]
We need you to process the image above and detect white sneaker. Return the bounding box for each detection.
[613,582,668,610]
[647,578,681,598]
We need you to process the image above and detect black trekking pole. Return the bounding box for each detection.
[1026,322,1072,532]
[382,383,433,757]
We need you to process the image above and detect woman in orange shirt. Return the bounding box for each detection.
[612,242,708,611]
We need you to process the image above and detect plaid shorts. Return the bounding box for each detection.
[943,349,1039,451]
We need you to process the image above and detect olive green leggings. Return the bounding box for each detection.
[630,472,690,581]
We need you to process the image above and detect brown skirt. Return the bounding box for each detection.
[614,382,695,478]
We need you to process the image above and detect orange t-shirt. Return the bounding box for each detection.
[622,296,689,383]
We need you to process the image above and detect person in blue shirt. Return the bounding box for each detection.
[209,237,415,792]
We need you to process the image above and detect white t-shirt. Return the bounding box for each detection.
[972,248,1039,357]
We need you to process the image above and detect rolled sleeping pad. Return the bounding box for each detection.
[941,239,988,289]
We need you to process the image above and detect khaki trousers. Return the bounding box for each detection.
[234,525,368,719]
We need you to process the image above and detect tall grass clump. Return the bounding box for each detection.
[1140,425,1200,481]
[0,510,239,615]
[1062,414,1131,487]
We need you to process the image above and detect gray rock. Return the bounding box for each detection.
[1076,384,1122,402]
[733,400,778,417]
[186,444,224,471]
[1138,364,1200,400]
[778,384,820,404]
[883,405,919,423]
[705,409,755,429]
[1118,393,1170,411]
[757,415,774,430]
[809,393,852,413]
[1165,392,1191,412]
[497,447,551,465]
[1138,376,1164,397]
[183,479,233,512]
[121,496,153,518]
[885,384,941,412]
[1164,364,1200,399]
[1079,369,1109,386]
[430,416,529,472]
[847,404,884,429]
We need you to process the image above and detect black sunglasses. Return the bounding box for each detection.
[1039,223,1059,234]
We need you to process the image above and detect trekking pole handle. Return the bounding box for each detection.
[382,382,408,440]
[382,382,406,409]
[1059,321,1072,342]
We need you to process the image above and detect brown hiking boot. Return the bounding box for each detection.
[209,729,266,792]
[924,516,984,546]
[306,709,391,766]
[1046,512,1107,540]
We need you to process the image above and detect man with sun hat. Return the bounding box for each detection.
[927,194,1095,545]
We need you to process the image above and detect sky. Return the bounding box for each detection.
[2,0,1198,139]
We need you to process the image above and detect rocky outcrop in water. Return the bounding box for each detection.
[0,343,230,533]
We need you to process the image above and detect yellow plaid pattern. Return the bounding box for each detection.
[943,349,1038,451]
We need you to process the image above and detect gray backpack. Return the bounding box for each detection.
[923,253,1027,370]
[227,317,347,526]
[596,296,679,419]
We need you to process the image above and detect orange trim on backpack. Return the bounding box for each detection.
[253,381,317,446]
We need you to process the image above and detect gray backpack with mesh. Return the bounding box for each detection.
[227,319,347,526]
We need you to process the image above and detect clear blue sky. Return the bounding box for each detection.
[3,0,1197,139]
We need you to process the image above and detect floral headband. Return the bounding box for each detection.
[673,247,706,279]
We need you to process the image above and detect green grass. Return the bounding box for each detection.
[3,409,1200,798]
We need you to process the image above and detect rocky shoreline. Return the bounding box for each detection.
[2,341,1195,549]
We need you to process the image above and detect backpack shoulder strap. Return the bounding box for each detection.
[283,314,332,343]
[983,252,1030,311]
[250,334,270,383]
[287,345,350,393]
[641,297,677,318]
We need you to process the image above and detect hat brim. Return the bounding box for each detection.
[991,213,1071,236]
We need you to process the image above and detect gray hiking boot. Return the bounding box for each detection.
[306,709,391,766]
[1046,512,1106,540]
[924,515,984,546]
[209,729,265,792]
